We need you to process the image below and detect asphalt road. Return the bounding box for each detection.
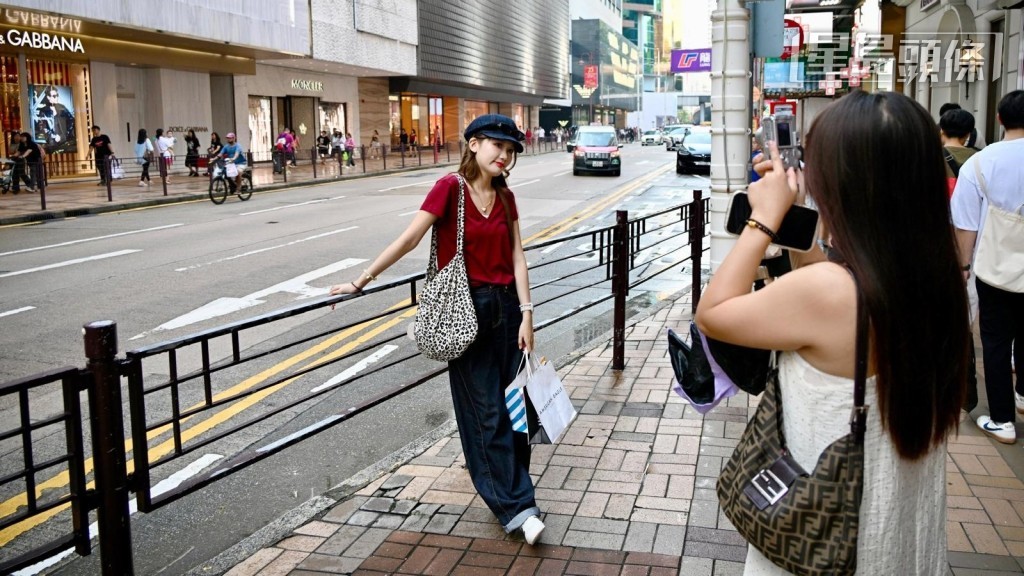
[0,143,710,575]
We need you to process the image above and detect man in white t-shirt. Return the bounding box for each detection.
[951,90,1024,444]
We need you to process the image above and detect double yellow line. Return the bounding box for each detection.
[0,161,672,545]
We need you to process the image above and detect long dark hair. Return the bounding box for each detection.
[803,90,968,460]
[137,128,148,145]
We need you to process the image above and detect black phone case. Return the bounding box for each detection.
[725,192,819,252]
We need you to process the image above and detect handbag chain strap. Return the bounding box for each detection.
[426,174,467,281]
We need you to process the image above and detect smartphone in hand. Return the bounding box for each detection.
[725,192,819,252]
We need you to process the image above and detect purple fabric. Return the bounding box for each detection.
[671,328,740,414]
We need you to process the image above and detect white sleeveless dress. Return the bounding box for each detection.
[742,352,948,575]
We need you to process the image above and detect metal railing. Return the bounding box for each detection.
[0,190,708,574]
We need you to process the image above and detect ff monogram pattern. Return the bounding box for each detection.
[717,290,869,576]
[414,175,479,362]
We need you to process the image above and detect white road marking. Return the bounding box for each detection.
[377,180,434,192]
[174,227,358,272]
[0,306,35,318]
[637,160,651,165]
[0,250,141,279]
[0,224,182,257]
[513,179,541,187]
[310,345,399,394]
[399,210,420,217]
[13,454,223,576]
[541,226,591,254]
[239,197,344,216]
[553,171,571,177]
[132,258,366,338]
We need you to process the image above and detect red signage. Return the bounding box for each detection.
[769,99,797,117]
[781,19,804,60]
[584,65,598,89]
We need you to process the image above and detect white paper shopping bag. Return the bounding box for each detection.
[523,352,577,443]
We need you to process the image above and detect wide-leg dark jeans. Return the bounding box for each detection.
[448,284,539,533]
[977,278,1024,424]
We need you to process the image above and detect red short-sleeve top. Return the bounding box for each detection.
[419,174,519,287]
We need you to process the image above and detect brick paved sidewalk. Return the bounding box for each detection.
[221,295,1024,576]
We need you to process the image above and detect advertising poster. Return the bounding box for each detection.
[670,49,712,73]
[30,84,77,154]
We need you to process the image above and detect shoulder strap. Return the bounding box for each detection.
[972,158,990,203]
[944,148,961,177]
[850,283,869,444]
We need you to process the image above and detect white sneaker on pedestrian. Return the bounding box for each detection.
[1016,392,1024,415]
[138,181,147,187]
[522,515,545,545]
[977,415,1016,444]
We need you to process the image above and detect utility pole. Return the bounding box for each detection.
[709,0,751,272]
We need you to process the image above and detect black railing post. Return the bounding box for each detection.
[36,161,47,211]
[361,144,367,173]
[401,144,406,168]
[84,321,134,576]
[690,189,705,313]
[416,144,422,166]
[158,156,168,196]
[105,157,113,202]
[446,141,451,162]
[612,209,628,371]
[311,147,317,179]
[382,145,388,171]
[283,151,288,182]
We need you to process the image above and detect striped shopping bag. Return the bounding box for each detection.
[504,383,528,434]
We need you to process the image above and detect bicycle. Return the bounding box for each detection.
[209,157,253,204]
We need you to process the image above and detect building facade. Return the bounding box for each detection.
[890,0,1023,145]
[571,18,641,127]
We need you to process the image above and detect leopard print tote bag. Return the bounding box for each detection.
[717,288,869,575]
[414,174,479,361]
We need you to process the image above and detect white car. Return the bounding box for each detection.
[641,130,663,146]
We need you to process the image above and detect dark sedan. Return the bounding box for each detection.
[676,131,711,174]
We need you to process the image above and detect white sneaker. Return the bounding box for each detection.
[138,181,146,187]
[977,415,1016,444]
[522,515,545,545]
[1016,392,1024,415]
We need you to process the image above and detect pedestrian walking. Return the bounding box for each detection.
[344,132,356,167]
[184,130,200,176]
[88,125,114,186]
[135,128,154,187]
[370,129,381,160]
[11,132,39,193]
[155,128,174,183]
[952,90,1024,444]
[697,91,967,574]
[329,114,546,545]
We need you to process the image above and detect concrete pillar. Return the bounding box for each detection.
[709,0,751,272]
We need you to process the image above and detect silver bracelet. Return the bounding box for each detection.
[519,303,534,312]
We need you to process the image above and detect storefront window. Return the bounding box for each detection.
[389,95,400,147]
[428,97,443,146]
[510,104,524,130]
[319,101,345,136]
[1,56,20,153]
[464,100,488,130]
[248,96,272,160]
[20,59,91,178]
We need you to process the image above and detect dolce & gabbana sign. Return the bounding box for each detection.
[0,28,84,53]
[290,79,324,92]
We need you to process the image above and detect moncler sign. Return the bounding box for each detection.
[290,79,324,92]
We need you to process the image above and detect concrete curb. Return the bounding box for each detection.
[183,420,459,576]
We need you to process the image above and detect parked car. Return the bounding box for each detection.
[676,131,712,175]
[664,125,710,151]
[640,130,663,146]
[572,126,621,176]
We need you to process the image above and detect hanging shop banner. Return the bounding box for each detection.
[781,19,803,60]
[584,65,598,88]
[30,84,77,153]
[670,48,712,73]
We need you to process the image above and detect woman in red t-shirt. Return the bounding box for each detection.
[330,114,545,544]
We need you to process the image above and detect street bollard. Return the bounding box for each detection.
[35,161,47,211]
[105,157,113,202]
[361,145,367,173]
[311,147,317,179]
[611,210,629,371]
[84,321,135,576]
[400,144,406,168]
[382,145,388,171]
[416,145,422,166]
[690,189,705,313]
[158,157,168,196]
[446,141,451,162]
